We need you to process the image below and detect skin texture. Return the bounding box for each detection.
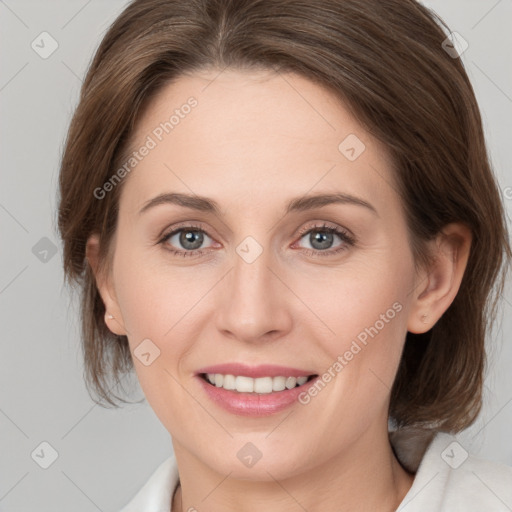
[87,68,472,512]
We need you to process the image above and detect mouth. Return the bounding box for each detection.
[199,373,318,394]
[194,363,320,416]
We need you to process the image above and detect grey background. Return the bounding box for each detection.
[0,0,511,511]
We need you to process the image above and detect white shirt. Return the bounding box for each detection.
[119,431,512,511]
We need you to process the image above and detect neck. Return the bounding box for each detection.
[171,423,415,512]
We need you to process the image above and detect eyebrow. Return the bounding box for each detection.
[138,191,379,217]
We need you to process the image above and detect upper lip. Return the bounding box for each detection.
[196,363,318,379]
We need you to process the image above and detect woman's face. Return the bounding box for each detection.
[101,68,423,479]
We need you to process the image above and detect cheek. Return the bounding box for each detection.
[112,252,197,420]
[305,255,412,384]
[112,245,214,397]
[112,234,188,334]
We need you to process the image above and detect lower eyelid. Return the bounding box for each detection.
[160,224,355,255]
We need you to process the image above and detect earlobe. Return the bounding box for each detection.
[407,223,472,334]
[85,233,127,336]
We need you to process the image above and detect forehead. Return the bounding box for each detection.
[119,69,397,217]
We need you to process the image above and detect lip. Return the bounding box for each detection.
[195,363,317,379]
[195,363,319,417]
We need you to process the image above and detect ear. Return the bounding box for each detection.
[86,233,127,336]
[407,222,472,334]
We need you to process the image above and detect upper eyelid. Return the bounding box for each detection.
[160,221,353,246]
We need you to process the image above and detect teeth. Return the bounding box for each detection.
[223,374,236,390]
[236,376,254,392]
[205,373,312,393]
[285,376,297,389]
[272,376,286,391]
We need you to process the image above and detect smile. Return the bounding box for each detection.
[201,373,316,393]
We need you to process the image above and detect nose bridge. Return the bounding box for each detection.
[215,233,291,341]
[231,237,276,311]
[227,216,276,300]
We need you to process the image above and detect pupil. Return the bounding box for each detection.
[181,230,203,250]
[311,231,333,250]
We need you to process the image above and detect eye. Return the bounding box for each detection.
[158,221,356,258]
[294,222,355,257]
[158,223,216,258]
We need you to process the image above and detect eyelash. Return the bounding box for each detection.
[157,222,356,258]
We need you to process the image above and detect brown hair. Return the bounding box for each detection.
[57,0,510,432]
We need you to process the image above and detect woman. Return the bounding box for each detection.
[57,0,512,510]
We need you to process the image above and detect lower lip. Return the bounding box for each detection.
[197,375,319,416]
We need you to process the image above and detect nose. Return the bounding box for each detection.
[214,245,293,344]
